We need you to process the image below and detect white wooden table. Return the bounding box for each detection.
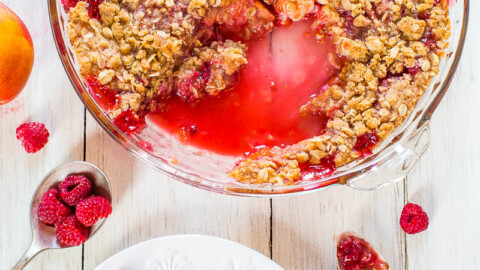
[1,0,479,269]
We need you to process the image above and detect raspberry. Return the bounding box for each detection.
[400,203,429,234]
[55,214,90,247]
[59,175,92,206]
[37,188,72,226]
[16,122,50,153]
[76,196,112,227]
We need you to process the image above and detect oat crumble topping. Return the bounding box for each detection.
[65,0,451,185]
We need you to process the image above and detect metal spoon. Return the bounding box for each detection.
[12,161,112,270]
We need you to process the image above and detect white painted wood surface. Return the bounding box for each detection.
[0,0,479,269]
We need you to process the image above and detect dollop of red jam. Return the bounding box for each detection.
[149,21,338,155]
[86,75,121,112]
[113,109,146,134]
[299,155,336,181]
[353,132,379,158]
[337,233,389,270]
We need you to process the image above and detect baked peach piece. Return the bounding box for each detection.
[0,2,34,105]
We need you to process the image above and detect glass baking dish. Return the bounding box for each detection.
[48,0,469,196]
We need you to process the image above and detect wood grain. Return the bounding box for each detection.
[272,183,406,270]
[82,116,271,269]
[0,0,479,269]
[0,0,85,269]
[405,7,480,268]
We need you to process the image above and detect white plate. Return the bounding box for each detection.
[95,234,283,270]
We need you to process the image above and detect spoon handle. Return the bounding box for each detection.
[12,240,43,270]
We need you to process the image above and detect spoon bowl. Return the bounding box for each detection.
[13,161,111,270]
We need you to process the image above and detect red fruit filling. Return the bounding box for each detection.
[56,214,90,247]
[87,0,103,19]
[16,122,50,153]
[400,203,429,234]
[421,29,439,52]
[174,125,198,144]
[38,188,73,226]
[175,65,212,102]
[353,132,379,158]
[113,109,146,134]
[204,0,275,41]
[299,155,336,181]
[337,233,389,270]
[61,0,80,10]
[61,0,102,18]
[407,65,422,78]
[59,175,93,206]
[76,195,112,227]
[86,75,121,112]
[149,20,336,155]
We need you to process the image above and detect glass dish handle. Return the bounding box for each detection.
[346,121,431,191]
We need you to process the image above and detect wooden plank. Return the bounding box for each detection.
[405,12,480,268]
[272,183,406,270]
[83,115,271,269]
[0,0,85,268]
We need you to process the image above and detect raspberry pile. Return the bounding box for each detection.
[16,122,50,153]
[37,174,112,247]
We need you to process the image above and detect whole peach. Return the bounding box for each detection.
[0,2,34,105]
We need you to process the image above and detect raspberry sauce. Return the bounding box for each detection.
[337,233,389,270]
[353,132,379,158]
[148,21,337,155]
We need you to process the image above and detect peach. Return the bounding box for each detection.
[0,2,34,105]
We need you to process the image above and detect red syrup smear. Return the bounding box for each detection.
[86,75,121,112]
[353,132,379,159]
[299,155,336,181]
[148,21,338,156]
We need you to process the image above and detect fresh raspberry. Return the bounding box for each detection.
[55,214,90,247]
[37,188,72,226]
[16,122,50,153]
[76,196,112,227]
[400,203,429,234]
[59,175,92,206]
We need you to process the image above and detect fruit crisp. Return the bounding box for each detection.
[65,0,451,185]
